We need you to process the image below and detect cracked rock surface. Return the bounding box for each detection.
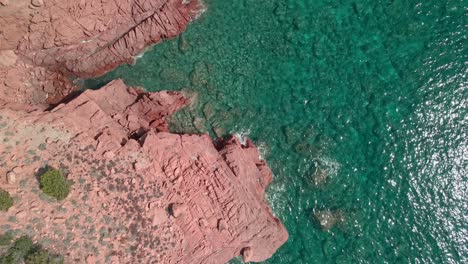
[0,0,204,106]
[18,0,204,78]
[0,1,288,262]
[0,79,288,263]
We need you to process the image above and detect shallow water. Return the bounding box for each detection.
[86,0,467,263]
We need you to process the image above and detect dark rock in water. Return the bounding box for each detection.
[306,160,329,187]
[190,61,210,87]
[311,166,328,186]
[282,126,297,145]
[294,142,321,155]
[178,35,191,54]
[203,103,216,119]
[321,237,339,258]
[192,116,208,132]
[159,68,188,87]
[313,210,344,231]
[213,126,226,138]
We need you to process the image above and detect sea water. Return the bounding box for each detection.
[85,0,467,263]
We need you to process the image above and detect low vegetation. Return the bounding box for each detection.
[0,233,13,246]
[0,235,63,264]
[0,189,13,211]
[39,168,71,201]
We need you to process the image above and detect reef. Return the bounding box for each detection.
[0,0,288,263]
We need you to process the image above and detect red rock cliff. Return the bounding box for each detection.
[0,0,288,262]
[0,0,204,105]
[18,0,204,78]
[0,80,288,263]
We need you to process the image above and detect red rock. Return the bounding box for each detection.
[49,79,188,143]
[217,218,228,231]
[0,0,288,262]
[0,50,17,67]
[170,203,188,218]
[142,131,288,263]
[19,0,205,78]
[0,0,204,106]
[85,255,95,263]
[31,0,43,7]
[16,210,27,219]
[0,80,288,263]
[242,247,253,262]
[153,208,169,225]
[6,171,16,184]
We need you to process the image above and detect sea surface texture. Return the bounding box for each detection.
[86,0,467,263]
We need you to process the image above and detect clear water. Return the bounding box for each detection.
[85,0,467,263]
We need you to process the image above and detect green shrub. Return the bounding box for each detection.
[24,250,49,264]
[1,236,34,263]
[25,249,64,264]
[0,236,64,264]
[39,168,71,201]
[0,189,13,211]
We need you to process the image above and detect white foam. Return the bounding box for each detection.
[233,128,251,146]
[135,52,145,59]
[256,141,269,161]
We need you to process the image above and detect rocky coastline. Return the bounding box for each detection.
[0,0,288,263]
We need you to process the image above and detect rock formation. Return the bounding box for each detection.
[0,80,288,263]
[0,0,204,105]
[18,0,204,78]
[0,0,288,262]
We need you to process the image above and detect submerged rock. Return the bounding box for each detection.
[313,210,345,231]
[308,161,329,187]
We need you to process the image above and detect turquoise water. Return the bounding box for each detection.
[85,0,467,263]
